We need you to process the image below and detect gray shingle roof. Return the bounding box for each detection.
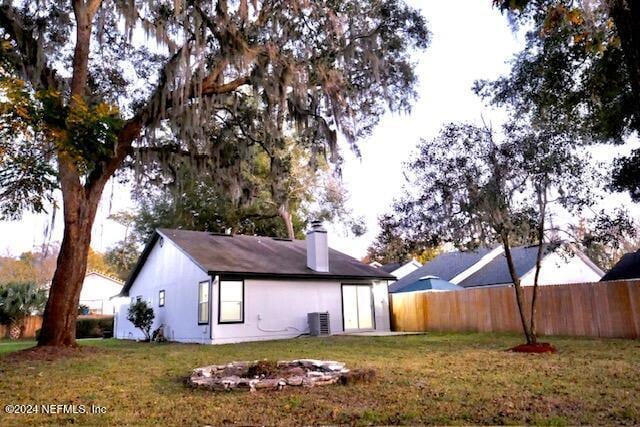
[122,229,393,295]
[458,245,548,288]
[601,251,640,281]
[392,277,461,293]
[389,244,603,293]
[379,262,403,273]
[389,248,493,293]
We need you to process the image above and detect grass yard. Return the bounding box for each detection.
[0,333,639,426]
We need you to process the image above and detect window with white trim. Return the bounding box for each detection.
[197,281,209,324]
[219,280,244,323]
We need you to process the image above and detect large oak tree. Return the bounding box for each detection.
[0,0,428,347]
[488,0,640,197]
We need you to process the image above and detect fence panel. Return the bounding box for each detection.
[391,280,640,338]
[0,316,43,339]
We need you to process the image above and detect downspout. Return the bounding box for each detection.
[209,273,217,343]
[387,280,394,332]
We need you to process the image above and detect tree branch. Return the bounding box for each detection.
[134,145,212,163]
[0,5,63,91]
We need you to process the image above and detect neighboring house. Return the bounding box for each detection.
[391,276,462,293]
[114,223,394,344]
[390,244,604,293]
[601,250,640,281]
[371,260,423,280]
[79,272,124,315]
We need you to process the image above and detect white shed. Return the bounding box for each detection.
[114,224,393,344]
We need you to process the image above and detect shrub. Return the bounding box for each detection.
[76,316,114,338]
[0,282,47,339]
[127,300,154,341]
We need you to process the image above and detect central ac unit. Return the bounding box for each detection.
[308,312,330,336]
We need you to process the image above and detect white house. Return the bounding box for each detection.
[390,244,604,294]
[114,222,394,344]
[79,272,123,315]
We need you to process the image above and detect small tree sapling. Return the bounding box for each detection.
[127,300,155,342]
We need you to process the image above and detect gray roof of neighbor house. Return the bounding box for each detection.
[392,277,461,293]
[390,244,603,292]
[121,229,394,295]
[458,245,549,288]
[379,262,403,273]
[389,248,494,293]
[601,251,640,281]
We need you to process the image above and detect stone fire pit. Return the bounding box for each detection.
[187,359,374,392]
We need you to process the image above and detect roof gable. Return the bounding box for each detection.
[458,244,602,288]
[85,271,124,285]
[458,246,544,288]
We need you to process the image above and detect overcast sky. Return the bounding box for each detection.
[0,1,636,259]
[329,0,524,256]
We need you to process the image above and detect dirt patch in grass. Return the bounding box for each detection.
[339,368,376,385]
[247,359,282,377]
[1,344,103,363]
[510,342,557,353]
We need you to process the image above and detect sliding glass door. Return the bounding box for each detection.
[342,284,374,331]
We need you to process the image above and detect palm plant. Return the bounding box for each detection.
[0,283,47,339]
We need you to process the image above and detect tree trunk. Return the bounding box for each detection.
[529,184,548,345]
[37,0,105,347]
[38,159,103,347]
[278,203,295,239]
[608,0,640,130]
[8,321,21,340]
[502,236,533,344]
[529,244,543,345]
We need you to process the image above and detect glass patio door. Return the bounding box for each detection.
[342,284,374,331]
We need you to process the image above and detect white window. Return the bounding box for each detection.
[159,290,165,307]
[198,281,209,324]
[219,280,244,323]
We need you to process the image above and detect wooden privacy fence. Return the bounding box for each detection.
[391,280,640,338]
[0,316,42,339]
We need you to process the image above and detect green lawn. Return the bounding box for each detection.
[0,340,37,354]
[0,333,638,426]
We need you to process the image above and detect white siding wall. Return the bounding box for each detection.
[114,237,211,343]
[79,274,123,315]
[210,278,391,345]
[520,252,603,286]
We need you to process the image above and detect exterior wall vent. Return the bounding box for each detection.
[308,312,331,336]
